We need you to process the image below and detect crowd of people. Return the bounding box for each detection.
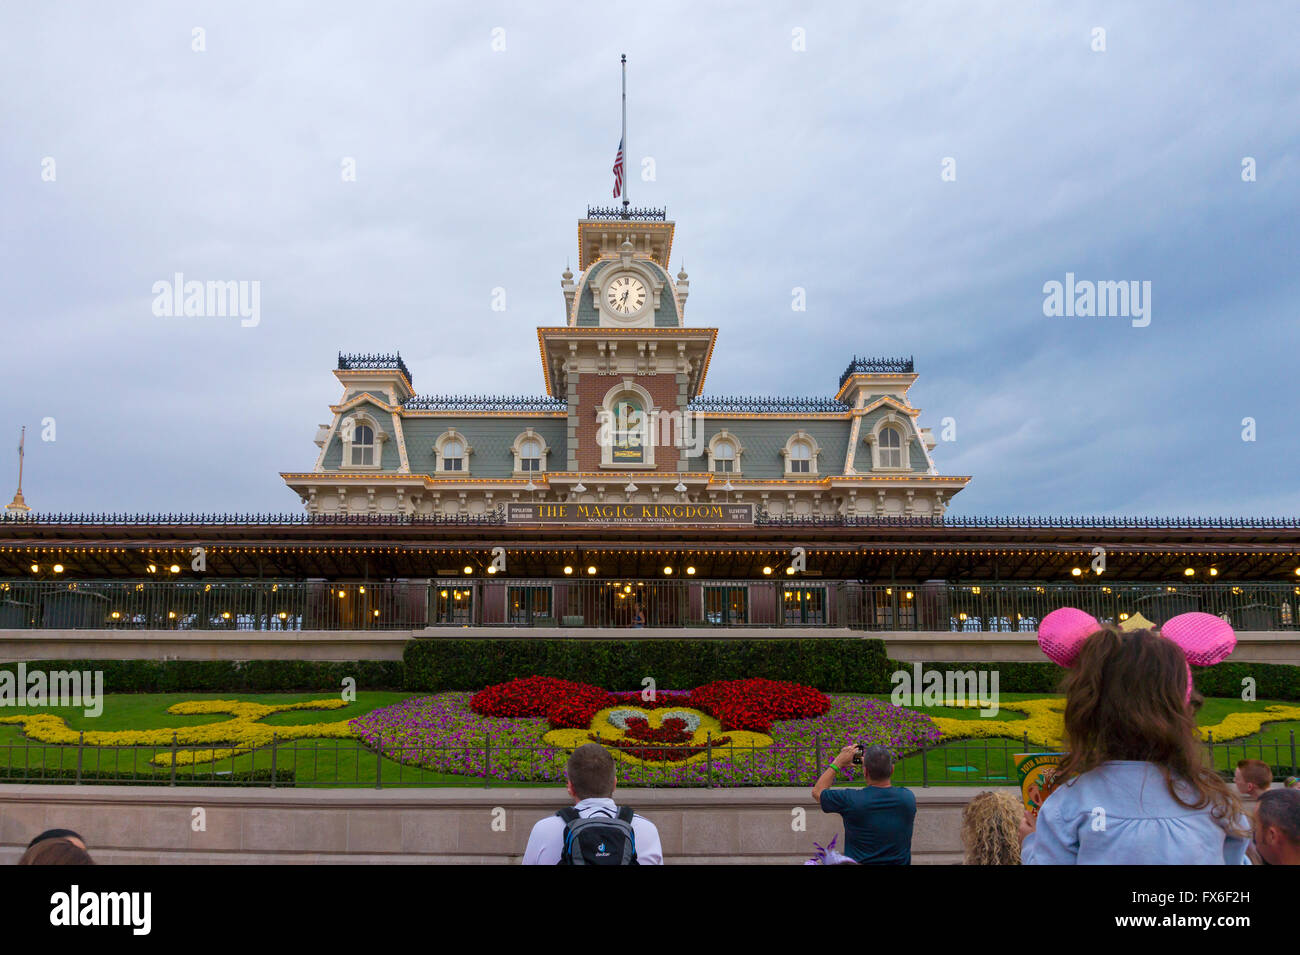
[13,618,1300,865]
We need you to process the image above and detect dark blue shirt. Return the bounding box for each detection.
[819,784,917,864]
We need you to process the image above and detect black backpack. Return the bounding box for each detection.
[556,806,638,865]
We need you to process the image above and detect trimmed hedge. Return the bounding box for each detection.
[403,638,894,694]
[1190,662,1300,702]
[0,659,403,693]
[403,639,1300,701]
[3,644,1297,700]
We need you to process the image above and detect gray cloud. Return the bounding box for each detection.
[1,1,1296,516]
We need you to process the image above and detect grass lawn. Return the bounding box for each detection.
[0,691,549,788]
[863,693,1300,786]
[0,690,1295,789]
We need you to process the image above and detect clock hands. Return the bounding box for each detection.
[607,278,644,314]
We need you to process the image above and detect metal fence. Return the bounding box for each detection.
[2,578,1299,631]
[0,580,426,631]
[2,730,1295,789]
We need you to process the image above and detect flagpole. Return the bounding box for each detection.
[6,426,29,513]
[621,54,628,215]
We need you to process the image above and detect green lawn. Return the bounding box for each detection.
[861,693,1300,786]
[0,690,1295,788]
[0,691,529,788]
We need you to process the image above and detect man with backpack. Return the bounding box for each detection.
[522,743,664,865]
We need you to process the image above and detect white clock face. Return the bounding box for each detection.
[605,275,647,316]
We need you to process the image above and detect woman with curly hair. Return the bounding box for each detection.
[961,791,1022,865]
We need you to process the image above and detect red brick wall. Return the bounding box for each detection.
[573,374,683,472]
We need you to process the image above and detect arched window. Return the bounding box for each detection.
[442,438,465,471]
[519,437,542,472]
[788,439,812,473]
[878,426,903,468]
[713,439,736,473]
[612,395,645,463]
[350,424,375,466]
[598,381,656,468]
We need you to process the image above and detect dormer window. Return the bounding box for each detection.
[707,431,743,474]
[520,438,541,471]
[434,430,472,474]
[789,440,812,473]
[442,439,464,471]
[340,414,385,471]
[878,426,903,468]
[350,425,375,466]
[868,417,912,471]
[512,430,550,474]
[782,432,821,476]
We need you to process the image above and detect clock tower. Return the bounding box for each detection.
[543,206,712,473]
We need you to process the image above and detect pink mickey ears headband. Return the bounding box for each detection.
[1037,607,1236,702]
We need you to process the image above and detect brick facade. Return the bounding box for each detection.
[573,373,685,472]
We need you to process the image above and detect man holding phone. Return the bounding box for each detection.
[811,743,917,864]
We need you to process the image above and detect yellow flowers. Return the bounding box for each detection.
[542,705,774,768]
[932,698,1300,749]
[0,698,355,766]
[1198,705,1300,742]
[931,699,1066,748]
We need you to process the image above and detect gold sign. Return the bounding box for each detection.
[506,502,754,525]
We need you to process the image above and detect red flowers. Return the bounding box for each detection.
[471,676,829,734]
[687,679,830,733]
[470,676,612,727]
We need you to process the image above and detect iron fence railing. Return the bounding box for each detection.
[2,579,1299,631]
[0,580,426,631]
[2,730,1293,789]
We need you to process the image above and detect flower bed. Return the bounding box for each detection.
[352,678,938,786]
[0,699,354,767]
[470,675,831,732]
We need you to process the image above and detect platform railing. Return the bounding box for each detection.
[1,579,1298,632]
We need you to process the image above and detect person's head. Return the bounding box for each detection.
[1054,626,1243,829]
[1235,759,1273,798]
[1285,777,1299,790]
[861,744,894,783]
[27,829,86,851]
[18,837,94,865]
[960,791,1022,865]
[564,743,617,802]
[1253,789,1300,865]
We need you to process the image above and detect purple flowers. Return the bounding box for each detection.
[351,693,940,787]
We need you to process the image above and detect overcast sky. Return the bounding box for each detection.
[2,1,1297,517]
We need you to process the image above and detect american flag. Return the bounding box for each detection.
[612,137,624,198]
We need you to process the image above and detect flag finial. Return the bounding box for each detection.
[6,426,30,512]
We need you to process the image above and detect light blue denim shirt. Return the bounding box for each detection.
[1022,761,1250,865]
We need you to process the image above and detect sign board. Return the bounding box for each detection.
[505,502,755,526]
